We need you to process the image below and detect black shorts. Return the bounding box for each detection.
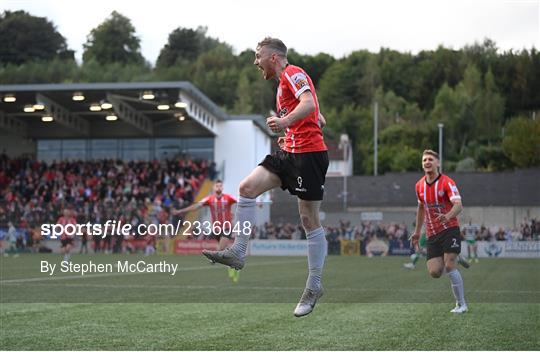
[259,150,329,201]
[61,238,74,248]
[426,227,461,260]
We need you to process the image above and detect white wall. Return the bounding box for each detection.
[326,143,353,177]
[214,120,271,225]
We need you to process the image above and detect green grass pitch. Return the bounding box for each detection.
[1,254,539,350]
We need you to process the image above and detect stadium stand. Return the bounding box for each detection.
[0,154,211,253]
[1,81,538,256]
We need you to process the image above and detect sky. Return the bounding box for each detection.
[2,0,539,64]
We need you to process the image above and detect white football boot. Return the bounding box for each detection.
[450,302,468,314]
[294,287,324,317]
[202,248,245,270]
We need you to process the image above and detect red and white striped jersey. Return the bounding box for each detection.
[201,194,237,231]
[57,216,77,240]
[415,174,461,237]
[277,65,327,153]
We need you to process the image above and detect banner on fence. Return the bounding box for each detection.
[340,240,360,256]
[249,240,307,256]
[462,241,540,258]
[174,239,219,255]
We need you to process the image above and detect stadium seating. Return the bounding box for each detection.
[0,153,209,231]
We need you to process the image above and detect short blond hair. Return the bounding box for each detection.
[257,37,287,57]
[422,149,439,159]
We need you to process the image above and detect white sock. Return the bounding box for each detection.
[230,196,256,259]
[145,245,155,256]
[447,268,466,306]
[63,253,71,262]
[306,227,327,291]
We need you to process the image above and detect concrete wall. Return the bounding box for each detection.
[313,206,540,229]
[214,120,271,225]
[272,169,540,226]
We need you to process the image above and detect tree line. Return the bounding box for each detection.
[1,10,539,173]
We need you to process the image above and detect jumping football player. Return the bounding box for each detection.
[202,37,329,317]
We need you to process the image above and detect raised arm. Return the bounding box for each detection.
[172,201,204,215]
[266,91,315,132]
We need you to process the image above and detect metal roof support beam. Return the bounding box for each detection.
[36,93,89,136]
[178,91,218,134]
[0,111,27,137]
[107,94,153,136]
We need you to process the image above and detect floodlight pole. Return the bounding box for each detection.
[339,134,349,211]
[374,101,378,176]
[438,123,444,172]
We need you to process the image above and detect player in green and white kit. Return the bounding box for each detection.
[403,233,427,269]
[404,232,470,269]
[463,222,479,263]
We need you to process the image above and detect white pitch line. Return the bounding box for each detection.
[0,259,305,284]
[2,281,539,295]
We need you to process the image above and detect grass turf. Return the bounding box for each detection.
[1,254,539,350]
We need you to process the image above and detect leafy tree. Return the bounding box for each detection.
[288,49,335,87]
[82,11,144,65]
[156,26,222,68]
[455,157,476,172]
[0,10,73,64]
[462,38,498,75]
[378,48,414,101]
[233,66,274,115]
[502,116,540,167]
[492,49,539,118]
[474,67,505,144]
[77,59,151,82]
[391,146,422,172]
[431,65,482,159]
[430,83,464,158]
[318,50,380,108]
[408,47,465,110]
[475,145,513,171]
[0,58,77,83]
[379,122,430,151]
[325,104,372,173]
[370,145,421,174]
[191,44,240,109]
[2,25,539,174]
[237,49,255,67]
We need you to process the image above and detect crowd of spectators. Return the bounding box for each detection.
[0,154,211,253]
[1,154,539,255]
[253,220,409,241]
[253,218,540,243]
[252,220,410,255]
[463,218,540,242]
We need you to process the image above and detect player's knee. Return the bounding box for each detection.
[238,180,256,198]
[444,257,458,271]
[444,263,456,272]
[429,269,443,278]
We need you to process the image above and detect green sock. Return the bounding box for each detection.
[412,253,419,265]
